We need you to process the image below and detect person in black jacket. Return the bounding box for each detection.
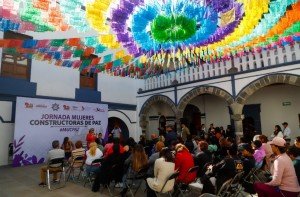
[204,145,243,192]
[92,144,128,192]
[238,143,256,194]
[194,141,212,177]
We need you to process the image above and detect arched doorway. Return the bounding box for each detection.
[236,74,300,139]
[139,95,177,139]
[108,117,129,140]
[178,86,234,134]
[183,104,201,136]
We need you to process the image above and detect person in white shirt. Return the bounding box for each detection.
[282,122,291,140]
[111,125,122,139]
[85,142,103,176]
[271,125,283,139]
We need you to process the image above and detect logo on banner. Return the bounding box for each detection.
[51,103,60,111]
[72,106,79,111]
[95,108,105,112]
[63,105,70,110]
[25,102,33,109]
[35,104,47,108]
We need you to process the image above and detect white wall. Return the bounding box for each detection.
[31,59,80,98]
[0,101,14,166]
[189,95,231,129]
[108,110,139,141]
[245,84,300,140]
[146,103,175,139]
[98,73,143,105]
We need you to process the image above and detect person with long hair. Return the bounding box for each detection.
[254,137,300,197]
[146,148,176,197]
[61,137,74,159]
[271,125,283,139]
[121,144,148,196]
[85,142,103,176]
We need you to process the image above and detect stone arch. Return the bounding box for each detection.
[177,86,234,117]
[236,73,300,105]
[139,95,177,131]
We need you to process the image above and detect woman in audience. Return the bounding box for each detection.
[174,144,196,184]
[86,128,97,149]
[146,148,176,197]
[271,125,283,139]
[254,137,300,197]
[194,141,212,177]
[148,141,165,177]
[85,142,103,176]
[252,140,266,167]
[61,137,74,159]
[68,140,85,167]
[121,144,149,196]
[92,143,127,192]
[258,135,273,169]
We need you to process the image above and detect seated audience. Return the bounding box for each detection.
[165,124,177,148]
[194,141,212,177]
[85,142,103,176]
[146,148,176,197]
[174,144,196,184]
[287,146,300,185]
[239,143,256,194]
[39,140,65,186]
[68,140,85,167]
[103,137,124,158]
[121,144,149,196]
[148,141,165,177]
[184,135,195,154]
[92,144,127,192]
[252,140,266,167]
[259,135,273,169]
[254,137,300,197]
[61,137,74,159]
[204,145,243,192]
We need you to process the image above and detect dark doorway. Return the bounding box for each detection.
[242,104,261,142]
[183,104,201,136]
[108,117,129,140]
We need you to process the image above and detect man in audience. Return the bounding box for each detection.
[165,124,177,147]
[39,140,64,187]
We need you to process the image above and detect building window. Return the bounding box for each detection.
[267,51,270,57]
[282,46,286,53]
[268,59,271,66]
[1,31,32,80]
[283,55,287,63]
[239,58,242,63]
[80,54,98,89]
[275,57,279,64]
[261,60,264,67]
[274,49,278,55]
[291,45,295,51]
[292,53,296,61]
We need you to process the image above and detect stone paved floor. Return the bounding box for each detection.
[0,164,201,197]
[0,164,256,197]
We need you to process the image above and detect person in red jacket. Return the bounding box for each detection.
[86,128,97,149]
[174,143,197,184]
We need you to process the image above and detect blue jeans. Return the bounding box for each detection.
[86,165,100,177]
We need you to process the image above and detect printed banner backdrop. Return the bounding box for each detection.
[13,97,108,167]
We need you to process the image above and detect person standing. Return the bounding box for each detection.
[111,125,122,139]
[86,128,97,149]
[165,124,177,148]
[282,122,291,141]
[181,123,190,142]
